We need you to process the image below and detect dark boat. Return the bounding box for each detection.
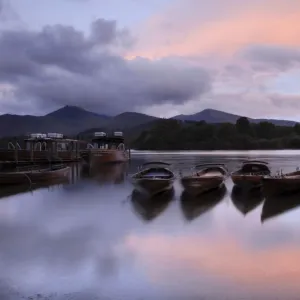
[231,160,271,189]
[131,162,175,195]
[180,185,226,221]
[180,163,228,195]
[0,164,70,186]
[262,169,300,197]
[231,185,264,215]
[81,131,129,165]
[131,188,174,222]
[261,191,300,222]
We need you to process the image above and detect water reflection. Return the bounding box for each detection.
[262,191,300,222]
[2,152,300,299]
[0,178,69,200]
[231,186,265,215]
[131,188,175,222]
[180,185,226,221]
[81,162,128,185]
[70,163,82,182]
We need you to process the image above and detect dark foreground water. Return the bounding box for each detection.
[1,150,300,300]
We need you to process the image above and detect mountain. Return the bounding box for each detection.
[107,112,158,129]
[46,105,109,119]
[0,106,158,137]
[0,106,297,138]
[172,109,296,126]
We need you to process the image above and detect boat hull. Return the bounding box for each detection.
[262,177,300,196]
[0,166,70,185]
[132,178,174,196]
[81,149,129,165]
[181,177,224,195]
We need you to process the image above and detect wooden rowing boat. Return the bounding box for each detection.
[0,164,70,185]
[231,160,271,189]
[131,161,175,195]
[180,163,228,195]
[262,169,300,196]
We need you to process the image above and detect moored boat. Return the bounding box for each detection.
[0,164,70,186]
[262,169,300,197]
[231,160,271,189]
[131,161,175,195]
[81,131,129,165]
[180,163,228,195]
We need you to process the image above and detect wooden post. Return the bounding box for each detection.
[30,142,33,163]
[49,140,52,164]
[129,146,131,160]
[76,141,79,161]
[14,137,18,164]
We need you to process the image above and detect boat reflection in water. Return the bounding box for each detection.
[231,185,265,216]
[180,185,227,221]
[131,188,175,222]
[81,162,128,185]
[0,178,70,200]
[261,191,300,223]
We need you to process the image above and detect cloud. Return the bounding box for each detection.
[242,45,300,71]
[0,17,211,115]
[131,0,300,59]
[1,0,300,118]
[0,0,22,29]
[118,0,300,119]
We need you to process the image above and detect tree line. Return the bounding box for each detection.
[132,117,300,150]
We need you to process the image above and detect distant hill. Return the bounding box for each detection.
[0,106,158,138]
[46,105,109,120]
[0,106,296,138]
[107,112,158,130]
[172,109,296,126]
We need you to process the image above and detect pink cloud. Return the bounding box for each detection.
[130,0,300,59]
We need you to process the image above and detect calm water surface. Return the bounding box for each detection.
[1,151,300,299]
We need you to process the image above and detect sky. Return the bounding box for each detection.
[0,0,300,119]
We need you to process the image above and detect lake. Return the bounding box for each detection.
[1,150,300,300]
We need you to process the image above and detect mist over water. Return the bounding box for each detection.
[1,150,300,299]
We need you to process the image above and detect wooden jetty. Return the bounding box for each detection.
[0,133,85,164]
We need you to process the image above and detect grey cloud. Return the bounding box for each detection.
[0,0,21,25]
[0,18,211,115]
[242,45,300,70]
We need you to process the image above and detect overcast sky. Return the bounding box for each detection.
[0,0,300,119]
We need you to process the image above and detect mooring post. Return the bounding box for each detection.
[14,137,18,164]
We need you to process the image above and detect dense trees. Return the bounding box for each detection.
[132,117,300,150]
